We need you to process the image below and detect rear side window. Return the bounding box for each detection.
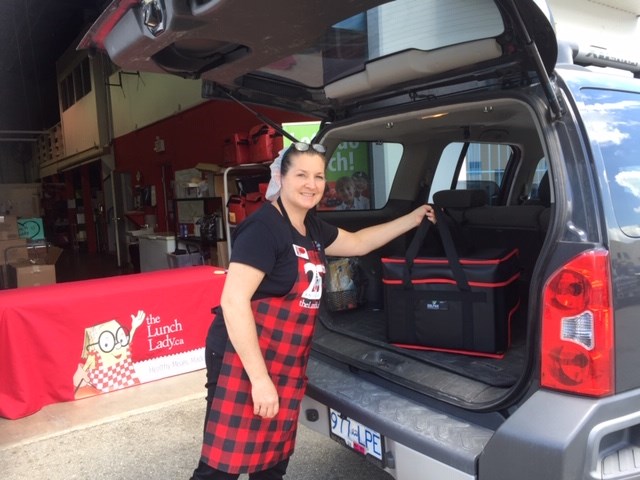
[430,142,514,205]
[318,141,402,211]
[580,89,640,237]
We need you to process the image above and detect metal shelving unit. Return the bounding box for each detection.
[221,163,270,260]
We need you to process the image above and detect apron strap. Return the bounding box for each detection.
[277,197,328,271]
[277,196,292,225]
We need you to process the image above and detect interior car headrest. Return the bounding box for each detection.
[432,189,488,209]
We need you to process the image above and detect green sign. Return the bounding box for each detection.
[282,122,369,180]
[18,217,45,240]
[282,121,372,210]
[282,121,321,147]
[325,141,369,181]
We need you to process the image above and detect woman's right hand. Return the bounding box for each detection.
[251,376,280,418]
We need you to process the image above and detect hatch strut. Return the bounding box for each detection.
[209,83,301,143]
[505,0,563,120]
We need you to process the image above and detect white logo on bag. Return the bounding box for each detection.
[425,300,448,311]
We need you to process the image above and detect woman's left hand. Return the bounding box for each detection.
[415,204,436,225]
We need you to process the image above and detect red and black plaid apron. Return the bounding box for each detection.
[201,222,325,474]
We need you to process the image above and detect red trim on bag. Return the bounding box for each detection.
[391,342,507,359]
[382,248,519,266]
[381,272,521,288]
[391,299,521,358]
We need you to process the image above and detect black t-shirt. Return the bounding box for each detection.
[230,203,338,296]
[207,203,339,353]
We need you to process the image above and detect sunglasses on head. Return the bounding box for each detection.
[288,142,326,154]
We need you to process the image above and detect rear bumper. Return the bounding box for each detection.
[301,357,494,480]
[480,388,640,480]
[303,357,640,480]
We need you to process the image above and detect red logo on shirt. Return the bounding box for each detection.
[293,244,309,259]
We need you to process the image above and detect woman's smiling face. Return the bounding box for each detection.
[279,152,326,211]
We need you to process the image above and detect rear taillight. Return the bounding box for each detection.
[541,249,614,396]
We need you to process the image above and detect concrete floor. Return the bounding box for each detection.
[0,370,392,480]
[0,370,205,452]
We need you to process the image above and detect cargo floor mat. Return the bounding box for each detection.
[316,308,525,388]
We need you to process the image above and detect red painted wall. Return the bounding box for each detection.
[113,99,314,231]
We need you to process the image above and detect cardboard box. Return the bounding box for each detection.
[0,238,28,265]
[1,239,44,288]
[196,163,229,198]
[27,244,63,264]
[7,263,56,288]
[6,246,63,288]
[0,183,42,218]
[0,215,19,240]
[195,163,222,174]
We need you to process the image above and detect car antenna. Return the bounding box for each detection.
[209,83,300,143]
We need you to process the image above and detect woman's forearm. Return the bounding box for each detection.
[351,208,423,254]
[326,205,430,257]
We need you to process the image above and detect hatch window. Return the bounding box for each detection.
[318,141,402,211]
[282,123,400,211]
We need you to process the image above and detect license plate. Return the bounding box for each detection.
[329,408,385,466]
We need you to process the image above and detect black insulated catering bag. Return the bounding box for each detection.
[382,211,521,355]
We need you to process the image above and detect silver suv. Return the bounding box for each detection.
[84,1,640,478]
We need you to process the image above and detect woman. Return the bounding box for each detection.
[190,142,435,480]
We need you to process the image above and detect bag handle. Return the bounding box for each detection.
[403,207,477,351]
[402,207,470,293]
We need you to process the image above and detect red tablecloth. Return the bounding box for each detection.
[0,265,226,420]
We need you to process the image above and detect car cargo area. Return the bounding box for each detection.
[314,300,528,406]
[313,95,551,408]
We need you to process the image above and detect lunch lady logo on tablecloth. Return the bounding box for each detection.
[145,312,185,352]
[73,310,146,398]
[73,310,187,398]
[73,309,201,399]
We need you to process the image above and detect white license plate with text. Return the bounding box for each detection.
[329,408,384,464]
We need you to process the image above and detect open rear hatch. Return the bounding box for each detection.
[80,0,558,120]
